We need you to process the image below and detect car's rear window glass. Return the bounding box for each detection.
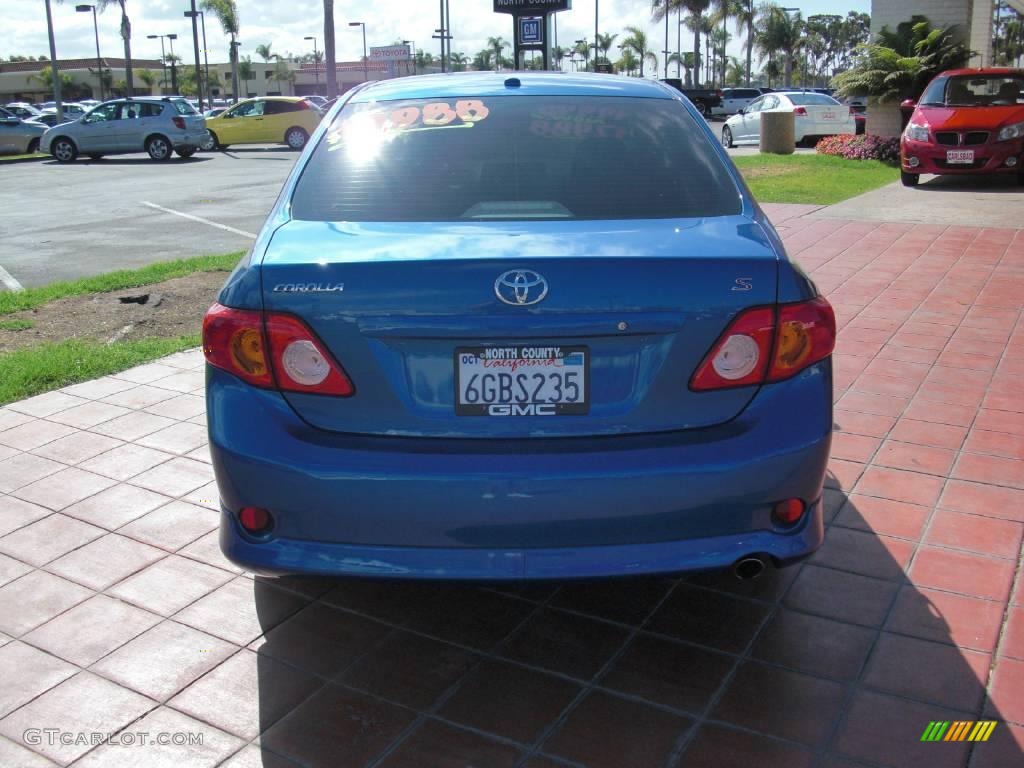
[291,96,740,222]
[786,93,840,106]
[172,100,198,115]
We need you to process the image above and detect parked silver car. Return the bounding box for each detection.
[0,106,47,155]
[4,103,43,120]
[40,97,210,162]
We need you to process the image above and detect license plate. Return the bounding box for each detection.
[455,345,589,416]
[821,111,835,120]
[946,149,975,164]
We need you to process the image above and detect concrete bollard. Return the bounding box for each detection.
[760,110,795,154]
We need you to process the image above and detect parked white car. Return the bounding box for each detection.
[721,91,856,147]
[41,96,209,162]
[711,87,764,117]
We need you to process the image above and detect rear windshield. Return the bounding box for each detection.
[786,93,840,106]
[171,100,198,115]
[290,95,740,222]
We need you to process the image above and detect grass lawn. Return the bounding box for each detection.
[732,154,899,205]
[0,252,242,404]
[0,336,200,405]
[0,152,45,162]
[0,251,242,315]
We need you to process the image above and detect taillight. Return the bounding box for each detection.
[848,106,855,117]
[202,303,354,396]
[690,298,835,392]
[264,314,354,395]
[297,99,311,110]
[172,116,186,129]
[793,106,808,116]
[690,307,775,391]
[202,304,272,388]
[767,297,835,382]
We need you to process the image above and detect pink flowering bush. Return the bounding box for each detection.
[815,134,900,163]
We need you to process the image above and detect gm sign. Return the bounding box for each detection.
[493,0,572,13]
[519,17,543,45]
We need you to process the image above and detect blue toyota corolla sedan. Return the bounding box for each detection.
[204,72,834,581]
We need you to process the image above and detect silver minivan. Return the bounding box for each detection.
[40,97,209,162]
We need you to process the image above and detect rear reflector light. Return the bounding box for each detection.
[793,106,808,116]
[172,116,186,129]
[239,506,273,534]
[265,314,354,395]
[848,106,855,116]
[202,303,354,396]
[690,298,835,391]
[773,498,805,525]
[690,308,774,390]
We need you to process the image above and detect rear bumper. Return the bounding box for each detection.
[901,137,1024,175]
[173,129,209,150]
[208,361,832,580]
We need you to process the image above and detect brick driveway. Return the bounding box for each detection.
[0,207,1022,768]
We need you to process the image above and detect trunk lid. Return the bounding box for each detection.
[260,217,779,438]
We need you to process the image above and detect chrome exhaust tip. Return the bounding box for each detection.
[733,557,766,581]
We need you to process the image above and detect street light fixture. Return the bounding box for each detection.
[402,39,415,76]
[348,22,368,82]
[76,4,104,102]
[184,8,210,108]
[304,36,320,93]
[147,34,177,94]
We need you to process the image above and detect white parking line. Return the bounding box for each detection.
[0,263,24,292]
[141,201,257,239]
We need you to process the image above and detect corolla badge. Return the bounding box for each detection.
[494,270,548,306]
[272,283,345,293]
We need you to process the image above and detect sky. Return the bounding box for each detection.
[6,0,871,74]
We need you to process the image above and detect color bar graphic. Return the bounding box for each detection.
[921,721,997,742]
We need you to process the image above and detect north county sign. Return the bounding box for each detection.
[493,0,571,13]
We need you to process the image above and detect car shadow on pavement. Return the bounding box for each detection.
[916,175,1024,193]
[244,479,1022,768]
[39,156,213,166]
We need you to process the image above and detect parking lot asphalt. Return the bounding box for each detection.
[0,147,298,290]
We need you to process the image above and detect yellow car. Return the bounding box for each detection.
[202,96,321,151]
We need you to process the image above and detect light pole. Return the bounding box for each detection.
[402,39,414,76]
[184,9,210,104]
[44,0,62,119]
[230,40,241,102]
[76,5,104,101]
[576,38,587,72]
[304,36,319,93]
[348,22,367,82]
[147,34,168,93]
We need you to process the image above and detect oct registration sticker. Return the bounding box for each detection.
[455,346,589,416]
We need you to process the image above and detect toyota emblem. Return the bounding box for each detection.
[494,269,549,306]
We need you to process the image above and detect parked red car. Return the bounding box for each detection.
[900,68,1024,187]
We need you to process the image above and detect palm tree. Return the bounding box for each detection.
[255,43,274,63]
[734,0,755,85]
[58,0,135,94]
[449,52,469,72]
[323,0,337,98]
[621,26,658,78]
[573,40,591,70]
[551,45,568,71]
[136,68,157,94]
[271,59,294,95]
[617,47,640,76]
[201,1,240,104]
[416,50,436,71]
[238,55,254,96]
[472,49,493,70]
[678,0,711,86]
[595,32,618,66]
[487,37,507,71]
[31,65,73,92]
[710,27,731,87]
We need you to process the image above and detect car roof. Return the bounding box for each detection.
[347,71,675,103]
[939,67,1024,77]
